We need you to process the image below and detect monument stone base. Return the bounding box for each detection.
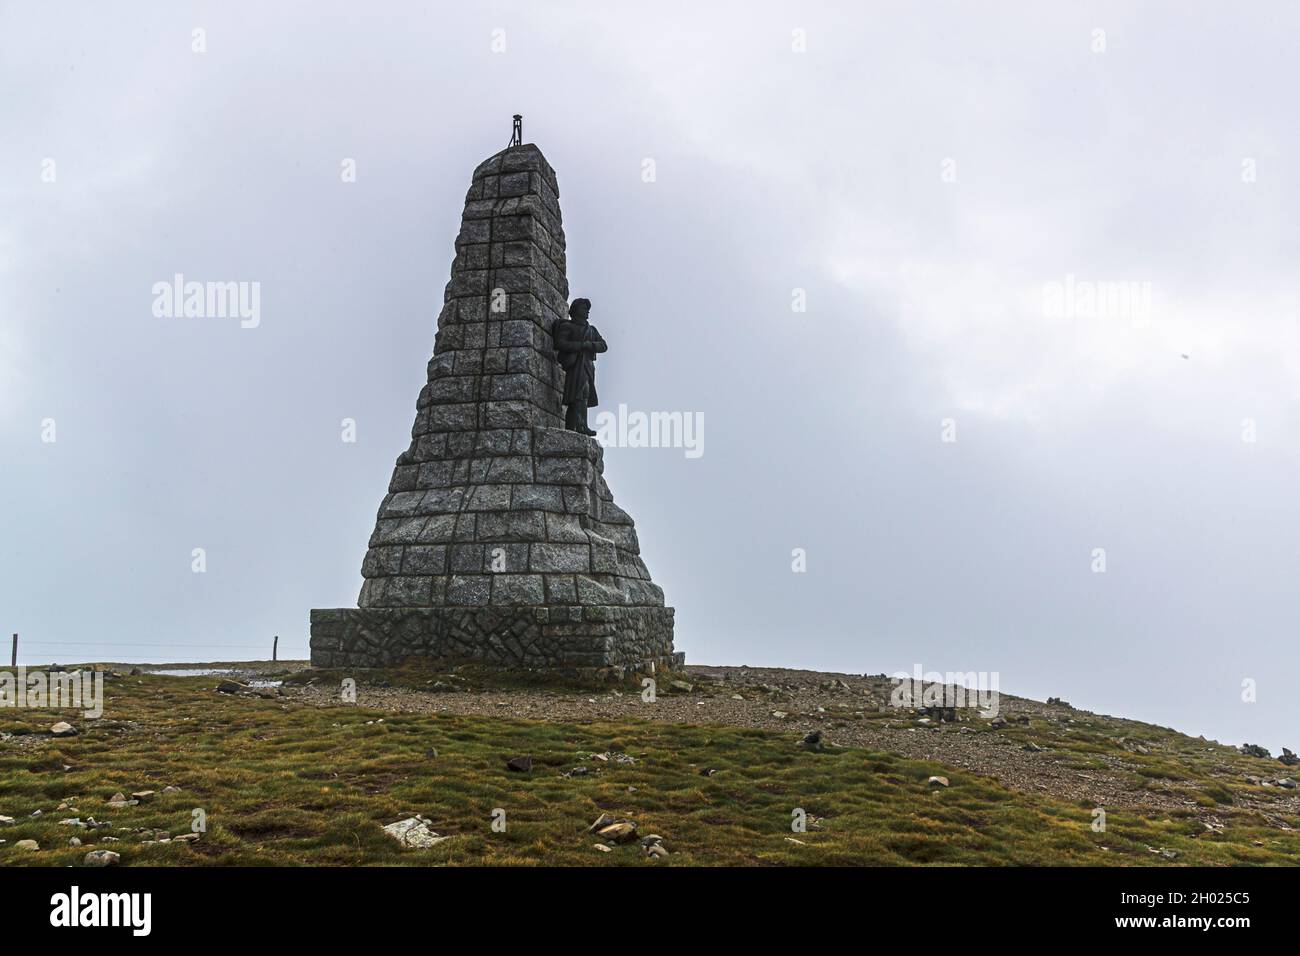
[309,605,680,678]
[307,142,680,677]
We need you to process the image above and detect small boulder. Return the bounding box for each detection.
[84,849,120,867]
[597,821,638,844]
[15,839,39,851]
[1240,743,1271,759]
[50,721,77,737]
[381,816,453,849]
[1279,748,1299,767]
[505,756,532,773]
[799,730,824,752]
[928,776,950,787]
[215,680,247,695]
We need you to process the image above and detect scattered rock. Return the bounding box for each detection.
[1046,697,1071,708]
[173,833,201,843]
[928,776,950,787]
[597,821,638,844]
[50,721,77,737]
[215,680,248,694]
[771,711,788,719]
[505,756,532,773]
[799,730,824,752]
[162,785,182,794]
[989,716,1007,729]
[130,791,155,803]
[699,768,717,777]
[0,816,13,825]
[15,839,39,851]
[84,849,120,867]
[68,837,81,847]
[381,816,453,849]
[921,705,957,723]
[645,843,669,859]
[587,813,616,833]
[1240,743,1271,759]
[1023,742,1044,753]
[107,793,136,809]
[1280,748,1299,767]
[668,680,693,693]
[590,751,635,765]
[640,834,665,847]
[592,843,612,852]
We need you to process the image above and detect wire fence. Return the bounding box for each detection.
[4,634,307,664]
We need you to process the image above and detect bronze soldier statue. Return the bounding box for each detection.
[552,297,607,435]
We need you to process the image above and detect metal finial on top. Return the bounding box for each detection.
[509,114,523,147]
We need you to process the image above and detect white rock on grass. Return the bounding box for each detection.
[84,850,120,867]
[382,817,453,849]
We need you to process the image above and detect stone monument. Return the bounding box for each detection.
[309,132,680,677]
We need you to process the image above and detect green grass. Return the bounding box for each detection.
[1,674,1297,866]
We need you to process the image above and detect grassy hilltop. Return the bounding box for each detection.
[1,664,1297,866]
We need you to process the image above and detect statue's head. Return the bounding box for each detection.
[568,298,591,322]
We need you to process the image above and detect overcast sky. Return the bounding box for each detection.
[2,2,1297,751]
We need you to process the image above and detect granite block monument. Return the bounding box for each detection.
[309,127,680,677]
